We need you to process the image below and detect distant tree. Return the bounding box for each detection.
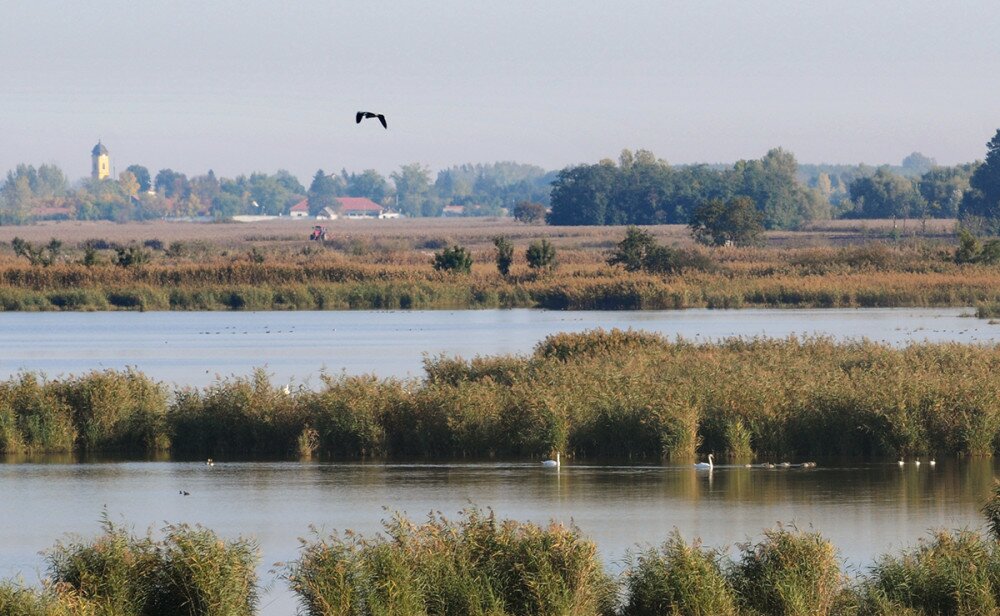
[513,201,547,223]
[273,169,305,195]
[607,226,659,271]
[918,164,975,218]
[126,165,151,192]
[307,170,342,216]
[118,171,140,198]
[525,239,557,271]
[433,245,473,273]
[956,227,1000,265]
[730,148,828,229]
[154,169,190,199]
[547,162,617,225]
[392,163,434,217]
[960,129,1000,231]
[345,169,389,204]
[847,168,925,219]
[245,172,301,216]
[901,152,937,176]
[956,228,981,263]
[689,196,765,247]
[493,236,514,277]
[210,192,243,219]
[607,226,711,274]
[190,170,221,206]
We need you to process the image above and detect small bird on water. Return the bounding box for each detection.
[356,111,387,129]
[179,490,190,496]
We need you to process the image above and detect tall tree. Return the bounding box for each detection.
[547,161,617,225]
[960,129,1000,230]
[391,163,433,217]
[689,196,765,247]
[919,164,975,218]
[154,169,190,199]
[125,165,151,192]
[848,168,925,219]
[306,170,341,216]
[345,169,389,204]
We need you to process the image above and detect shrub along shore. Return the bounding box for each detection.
[3,330,1000,460]
[6,494,1000,615]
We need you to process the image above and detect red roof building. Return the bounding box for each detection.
[289,198,309,218]
[337,197,383,217]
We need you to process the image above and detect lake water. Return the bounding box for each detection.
[1,307,996,614]
[0,307,993,387]
[2,458,993,615]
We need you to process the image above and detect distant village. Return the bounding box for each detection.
[0,142,555,225]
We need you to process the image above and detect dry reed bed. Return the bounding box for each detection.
[0,239,997,311]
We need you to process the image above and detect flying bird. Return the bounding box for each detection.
[356,111,387,129]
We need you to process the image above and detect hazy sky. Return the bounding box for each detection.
[3,0,999,182]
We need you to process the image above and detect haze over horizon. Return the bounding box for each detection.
[3,0,999,182]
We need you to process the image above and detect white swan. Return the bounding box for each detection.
[898,458,904,466]
[694,454,714,470]
[915,459,921,467]
[929,458,936,466]
[542,452,560,467]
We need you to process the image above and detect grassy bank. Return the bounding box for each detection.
[2,224,1000,311]
[7,489,1000,615]
[4,331,1000,460]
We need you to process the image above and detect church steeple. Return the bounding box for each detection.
[91,141,110,180]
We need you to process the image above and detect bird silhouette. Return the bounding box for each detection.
[356,111,387,129]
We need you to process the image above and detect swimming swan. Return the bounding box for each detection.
[542,453,560,467]
[694,454,714,470]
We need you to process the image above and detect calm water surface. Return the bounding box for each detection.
[0,307,992,386]
[1,459,993,615]
[1,308,995,614]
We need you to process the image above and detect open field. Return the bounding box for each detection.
[0,218,991,312]
[0,217,959,250]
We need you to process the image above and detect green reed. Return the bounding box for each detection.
[5,330,1000,460]
[287,507,616,616]
[7,490,1000,615]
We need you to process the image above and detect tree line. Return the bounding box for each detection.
[547,146,993,230]
[0,161,554,224]
[5,131,1000,229]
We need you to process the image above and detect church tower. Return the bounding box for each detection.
[91,141,110,180]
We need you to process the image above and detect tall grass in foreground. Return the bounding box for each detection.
[7,487,1000,615]
[287,508,616,616]
[0,517,259,616]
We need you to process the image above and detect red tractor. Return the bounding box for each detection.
[310,225,328,241]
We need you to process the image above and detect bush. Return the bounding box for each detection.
[47,517,259,616]
[513,201,547,224]
[492,235,514,277]
[859,530,1000,615]
[526,238,557,271]
[689,196,765,247]
[113,244,149,268]
[623,531,736,616]
[432,245,473,274]
[729,526,842,616]
[287,507,616,616]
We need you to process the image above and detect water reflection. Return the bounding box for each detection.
[0,458,993,616]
